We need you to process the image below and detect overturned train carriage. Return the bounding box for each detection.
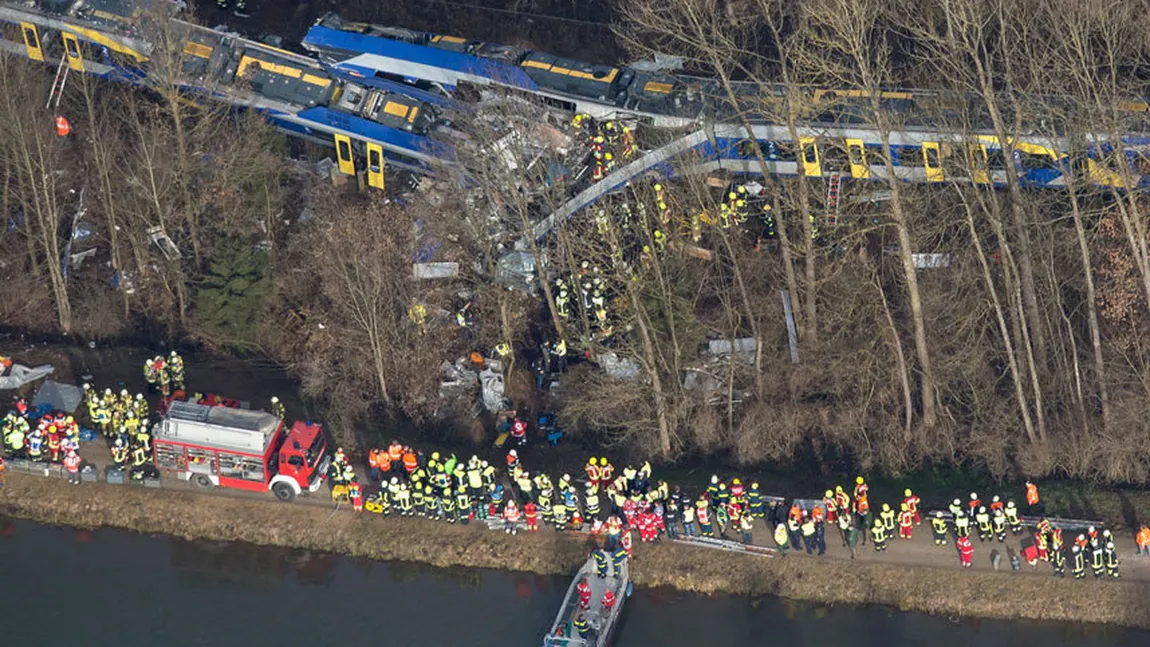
[0,0,458,185]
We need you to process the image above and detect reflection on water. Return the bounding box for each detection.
[1,518,1148,647]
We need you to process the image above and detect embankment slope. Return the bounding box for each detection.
[2,473,1147,629]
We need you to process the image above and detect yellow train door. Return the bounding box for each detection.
[799,136,822,177]
[845,138,869,179]
[20,22,43,62]
[968,144,989,184]
[62,32,85,72]
[922,142,943,182]
[366,143,385,190]
[334,134,356,176]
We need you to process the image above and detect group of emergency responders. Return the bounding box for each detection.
[142,351,185,397]
[571,114,636,183]
[335,442,1144,582]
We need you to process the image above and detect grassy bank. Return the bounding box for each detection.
[2,472,1149,630]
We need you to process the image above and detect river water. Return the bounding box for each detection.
[0,519,1147,646]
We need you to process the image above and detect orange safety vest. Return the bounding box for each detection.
[55,115,71,137]
[63,454,81,472]
[856,495,870,515]
[1026,483,1040,506]
[388,444,404,462]
[402,452,418,471]
[1137,528,1150,548]
[368,449,381,469]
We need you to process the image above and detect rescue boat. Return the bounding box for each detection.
[543,552,630,647]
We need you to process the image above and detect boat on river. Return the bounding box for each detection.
[543,551,629,647]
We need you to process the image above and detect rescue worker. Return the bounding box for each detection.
[747,483,764,519]
[412,484,426,516]
[110,438,128,469]
[169,350,185,390]
[1005,500,1022,535]
[880,503,896,537]
[553,498,569,532]
[503,500,520,535]
[1072,544,1086,579]
[822,489,839,525]
[349,480,364,512]
[903,489,921,525]
[1105,542,1120,578]
[853,476,868,501]
[63,448,82,485]
[397,481,413,516]
[1137,525,1150,556]
[834,486,851,518]
[585,482,601,518]
[948,498,963,517]
[872,517,887,552]
[601,589,616,613]
[1051,542,1066,578]
[992,508,1007,542]
[270,396,285,420]
[425,486,441,520]
[1091,538,1105,577]
[975,506,992,542]
[1025,480,1043,515]
[801,512,817,554]
[898,503,913,539]
[573,614,590,641]
[523,500,538,532]
[739,511,755,545]
[968,492,981,518]
[130,444,149,479]
[957,535,974,568]
[931,511,949,546]
[697,498,713,538]
[593,550,609,578]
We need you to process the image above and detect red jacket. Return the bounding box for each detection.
[524,502,538,521]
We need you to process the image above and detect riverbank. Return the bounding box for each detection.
[2,472,1148,630]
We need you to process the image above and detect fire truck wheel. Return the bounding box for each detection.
[193,474,213,488]
[272,482,297,502]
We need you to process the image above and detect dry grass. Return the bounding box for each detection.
[3,472,1149,629]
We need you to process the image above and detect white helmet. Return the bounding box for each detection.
[390,477,398,485]
[970,492,978,500]
[136,394,144,400]
[509,449,518,457]
[992,495,1000,503]
[104,388,113,396]
[271,396,279,403]
[83,383,90,390]
[170,350,177,357]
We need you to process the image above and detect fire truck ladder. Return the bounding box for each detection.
[826,171,842,226]
[46,52,70,111]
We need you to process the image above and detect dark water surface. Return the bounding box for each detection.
[1,519,1148,647]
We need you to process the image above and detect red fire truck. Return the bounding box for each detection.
[152,401,330,502]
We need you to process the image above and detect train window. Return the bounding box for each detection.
[1017,151,1057,170]
[766,141,797,162]
[803,143,818,164]
[899,146,925,167]
[735,140,758,158]
[821,142,849,170]
[985,150,1007,170]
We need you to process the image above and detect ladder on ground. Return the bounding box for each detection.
[826,172,842,226]
[45,52,70,111]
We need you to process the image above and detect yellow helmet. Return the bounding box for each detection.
[904,488,912,497]
[900,503,909,511]
[856,476,864,485]
[825,490,833,498]
[600,458,608,465]
[733,478,740,485]
[588,457,597,466]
